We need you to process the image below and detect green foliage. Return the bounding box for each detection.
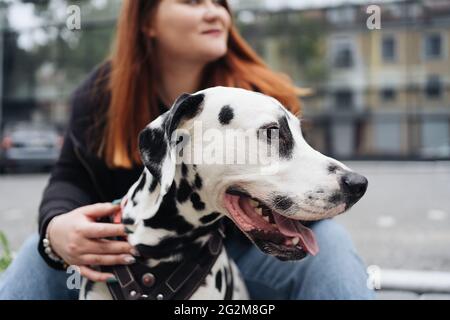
[0,231,12,272]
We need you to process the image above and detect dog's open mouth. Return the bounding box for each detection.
[223,188,319,261]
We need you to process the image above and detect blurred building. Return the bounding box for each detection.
[1,0,449,160]
[235,0,450,159]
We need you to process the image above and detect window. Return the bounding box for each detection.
[374,118,401,153]
[330,37,355,69]
[424,33,442,59]
[422,119,449,152]
[382,36,396,62]
[381,88,397,102]
[425,75,442,99]
[334,90,354,109]
[334,47,353,68]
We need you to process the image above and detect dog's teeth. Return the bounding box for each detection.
[263,216,270,222]
[249,199,259,208]
[292,237,300,246]
[255,207,263,215]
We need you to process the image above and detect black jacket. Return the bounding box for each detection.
[37,64,249,269]
[37,64,143,268]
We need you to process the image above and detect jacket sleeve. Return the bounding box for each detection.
[37,65,108,269]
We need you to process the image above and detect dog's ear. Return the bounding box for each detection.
[137,93,204,211]
[164,92,205,137]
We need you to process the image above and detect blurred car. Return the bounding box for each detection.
[0,122,63,173]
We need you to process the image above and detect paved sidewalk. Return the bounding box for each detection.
[335,161,450,272]
[337,161,450,299]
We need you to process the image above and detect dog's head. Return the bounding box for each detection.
[138,87,368,260]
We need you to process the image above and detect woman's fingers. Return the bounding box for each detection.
[82,222,126,238]
[85,239,134,255]
[80,254,136,266]
[78,266,116,283]
[82,203,120,219]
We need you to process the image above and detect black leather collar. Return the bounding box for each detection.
[102,222,226,300]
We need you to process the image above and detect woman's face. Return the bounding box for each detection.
[149,0,231,64]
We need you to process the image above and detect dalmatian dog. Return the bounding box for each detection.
[80,87,368,300]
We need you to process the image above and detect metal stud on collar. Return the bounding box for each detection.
[142,273,156,287]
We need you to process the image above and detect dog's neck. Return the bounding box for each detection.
[122,164,223,265]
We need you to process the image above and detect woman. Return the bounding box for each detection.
[0,0,373,299]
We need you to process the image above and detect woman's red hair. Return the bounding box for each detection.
[102,0,302,168]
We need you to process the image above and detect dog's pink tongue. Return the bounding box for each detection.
[272,212,319,256]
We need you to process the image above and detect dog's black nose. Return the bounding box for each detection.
[340,172,368,206]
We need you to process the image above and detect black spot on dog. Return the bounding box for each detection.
[273,195,294,211]
[190,192,206,211]
[149,177,158,193]
[139,128,166,183]
[194,174,203,190]
[215,270,223,292]
[177,179,193,203]
[122,217,135,225]
[218,105,234,125]
[175,135,184,146]
[328,164,339,174]
[84,280,94,299]
[131,173,146,206]
[144,182,194,235]
[278,116,294,160]
[181,162,188,177]
[329,192,343,204]
[200,212,220,224]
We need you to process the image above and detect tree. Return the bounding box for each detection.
[3,0,120,124]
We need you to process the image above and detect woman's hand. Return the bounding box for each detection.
[47,202,136,282]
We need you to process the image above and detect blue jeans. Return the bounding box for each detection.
[0,219,374,300]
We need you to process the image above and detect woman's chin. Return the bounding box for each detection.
[197,46,228,63]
